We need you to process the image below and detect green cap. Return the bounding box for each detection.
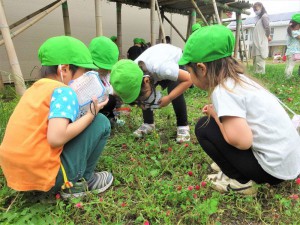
[110,36,117,42]
[292,13,300,23]
[179,25,235,65]
[133,38,142,44]
[38,36,98,69]
[110,59,143,104]
[191,23,201,32]
[140,38,146,44]
[89,36,119,70]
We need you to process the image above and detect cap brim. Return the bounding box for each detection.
[94,61,113,70]
[178,56,189,66]
[75,63,98,70]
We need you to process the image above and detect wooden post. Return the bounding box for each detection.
[116,2,123,57]
[0,0,67,46]
[234,12,241,58]
[0,72,4,90]
[191,9,196,26]
[164,15,186,42]
[150,0,156,45]
[95,0,103,36]
[155,0,166,43]
[9,0,59,30]
[62,1,71,36]
[158,9,164,43]
[238,35,243,61]
[188,9,197,37]
[170,14,173,41]
[211,0,221,24]
[0,0,26,95]
[186,12,192,39]
[219,9,223,22]
[240,22,249,66]
[190,0,208,26]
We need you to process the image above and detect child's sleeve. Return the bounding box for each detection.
[212,86,247,119]
[261,15,270,37]
[48,87,79,122]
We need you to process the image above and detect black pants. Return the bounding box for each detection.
[195,116,283,185]
[142,80,188,126]
[99,94,117,119]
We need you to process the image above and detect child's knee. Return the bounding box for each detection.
[194,116,209,138]
[94,114,111,136]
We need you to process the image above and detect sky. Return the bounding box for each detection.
[246,0,300,17]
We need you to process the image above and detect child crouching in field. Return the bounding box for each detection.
[110,44,192,143]
[179,25,300,196]
[0,36,113,199]
[89,36,121,126]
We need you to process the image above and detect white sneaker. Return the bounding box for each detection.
[211,162,221,172]
[133,123,155,138]
[176,126,190,143]
[207,171,229,182]
[207,171,257,196]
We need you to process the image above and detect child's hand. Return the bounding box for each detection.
[158,96,171,108]
[202,104,217,119]
[88,96,109,116]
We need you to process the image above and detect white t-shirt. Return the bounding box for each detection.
[134,44,182,83]
[101,73,113,95]
[212,74,300,180]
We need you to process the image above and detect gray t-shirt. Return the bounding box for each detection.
[134,43,182,84]
[212,75,300,180]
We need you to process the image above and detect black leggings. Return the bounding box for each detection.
[99,94,116,119]
[142,80,188,126]
[195,116,283,185]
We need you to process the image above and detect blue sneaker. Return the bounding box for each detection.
[61,171,113,199]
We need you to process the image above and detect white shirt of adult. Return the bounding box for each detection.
[134,43,182,84]
[212,74,300,180]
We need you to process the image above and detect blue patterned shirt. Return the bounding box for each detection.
[48,87,79,122]
[286,30,300,56]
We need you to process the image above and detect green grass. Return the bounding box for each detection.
[0,64,300,224]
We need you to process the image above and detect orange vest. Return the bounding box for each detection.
[0,79,66,191]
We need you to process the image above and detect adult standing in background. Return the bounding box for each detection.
[252,2,271,74]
